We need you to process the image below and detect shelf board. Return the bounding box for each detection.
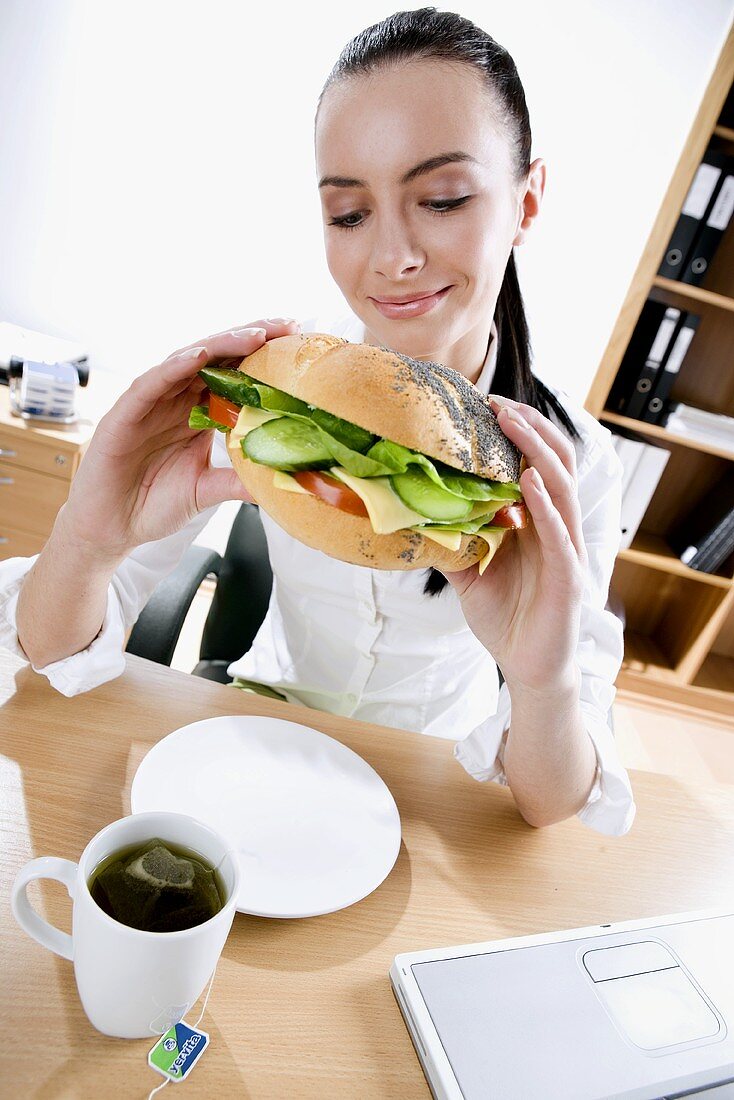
[616,668,734,723]
[693,651,734,695]
[652,275,734,313]
[620,631,683,684]
[714,124,734,141]
[619,532,733,588]
[601,411,734,461]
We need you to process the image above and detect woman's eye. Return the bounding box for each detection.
[328,195,473,232]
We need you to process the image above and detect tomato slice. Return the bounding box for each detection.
[208,392,241,430]
[491,502,528,529]
[292,470,369,518]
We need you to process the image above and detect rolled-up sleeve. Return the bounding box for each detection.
[0,429,233,696]
[454,413,636,837]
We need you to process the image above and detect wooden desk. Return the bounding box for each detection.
[2,649,734,1098]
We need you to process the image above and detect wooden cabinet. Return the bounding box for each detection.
[0,374,123,561]
[585,27,734,717]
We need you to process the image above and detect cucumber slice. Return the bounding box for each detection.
[243,417,334,471]
[251,383,312,416]
[198,366,260,407]
[310,408,376,453]
[435,464,522,501]
[390,468,473,521]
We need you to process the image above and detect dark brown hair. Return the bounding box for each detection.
[316,7,579,596]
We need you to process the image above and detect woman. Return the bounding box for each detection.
[0,9,635,835]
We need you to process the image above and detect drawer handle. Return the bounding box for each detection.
[0,477,14,485]
[0,448,17,458]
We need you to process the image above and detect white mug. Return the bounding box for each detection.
[11,811,241,1038]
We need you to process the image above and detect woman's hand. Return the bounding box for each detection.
[59,318,300,561]
[440,396,587,697]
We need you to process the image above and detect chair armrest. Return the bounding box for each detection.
[125,545,222,667]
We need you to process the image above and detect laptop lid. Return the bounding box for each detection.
[390,908,734,1100]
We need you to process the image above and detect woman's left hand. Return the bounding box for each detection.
[440,396,587,696]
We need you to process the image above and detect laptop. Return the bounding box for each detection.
[390,908,734,1100]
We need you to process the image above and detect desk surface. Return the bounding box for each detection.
[2,649,734,1098]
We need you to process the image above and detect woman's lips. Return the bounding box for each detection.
[370,286,452,318]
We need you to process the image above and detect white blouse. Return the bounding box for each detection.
[0,309,636,836]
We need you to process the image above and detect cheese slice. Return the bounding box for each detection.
[229,405,283,452]
[410,526,462,551]
[477,530,506,575]
[329,466,428,534]
[272,469,314,495]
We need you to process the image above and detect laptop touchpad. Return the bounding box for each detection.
[582,941,721,1051]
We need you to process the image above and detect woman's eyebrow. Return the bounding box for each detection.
[318,151,479,190]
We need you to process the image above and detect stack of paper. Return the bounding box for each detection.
[665,403,734,452]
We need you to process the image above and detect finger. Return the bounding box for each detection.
[196,466,257,512]
[494,405,584,556]
[165,317,301,362]
[488,395,577,480]
[522,466,585,568]
[122,321,298,425]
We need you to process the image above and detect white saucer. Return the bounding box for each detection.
[130,714,402,918]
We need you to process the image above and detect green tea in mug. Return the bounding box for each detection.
[88,838,226,932]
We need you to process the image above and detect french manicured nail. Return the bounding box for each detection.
[169,345,206,361]
[531,467,545,492]
[266,316,298,324]
[488,397,503,415]
[504,407,528,428]
[229,327,267,338]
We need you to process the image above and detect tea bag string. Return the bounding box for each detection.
[146,963,218,1100]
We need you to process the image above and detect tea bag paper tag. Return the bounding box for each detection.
[148,1021,209,1083]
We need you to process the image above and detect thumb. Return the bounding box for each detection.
[437,564,477,596]
[196,467,256,511]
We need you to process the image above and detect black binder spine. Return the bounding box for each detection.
[643,313,700,424]
[607,299,670,415]
[657,150,729,280]
[680,159,734,285]
[624,307,681,420]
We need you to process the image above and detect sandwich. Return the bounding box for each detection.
[188,333,526,573]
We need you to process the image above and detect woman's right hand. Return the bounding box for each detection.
[57,318,300,562]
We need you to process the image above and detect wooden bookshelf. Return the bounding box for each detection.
[585,24,734,716]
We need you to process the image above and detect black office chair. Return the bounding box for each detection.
[125,503,273,683]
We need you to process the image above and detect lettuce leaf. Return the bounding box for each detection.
[188,405,230,432]
[315,428,399,477]
[367,439,521,500]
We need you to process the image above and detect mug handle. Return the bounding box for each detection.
[11,857,77,961]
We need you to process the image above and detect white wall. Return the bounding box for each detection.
[0,0,732,405]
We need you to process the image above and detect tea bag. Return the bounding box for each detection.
[91,839,223,932]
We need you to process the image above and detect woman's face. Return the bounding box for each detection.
[315,59,545,383]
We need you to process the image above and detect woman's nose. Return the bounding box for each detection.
[370,218,425,281]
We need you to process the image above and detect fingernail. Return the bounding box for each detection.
[266,316,299,324]
[228,327,267,338]
[505,407,527,427]
[169,345,206,361]
[531,467,545,491]
[488,397,503,415]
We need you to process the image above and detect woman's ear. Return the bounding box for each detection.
[513,158,546,247]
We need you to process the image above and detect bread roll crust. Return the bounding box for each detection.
[234,333,521,483]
